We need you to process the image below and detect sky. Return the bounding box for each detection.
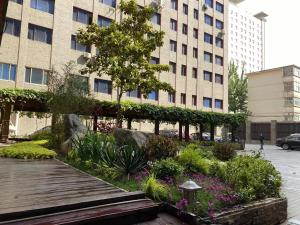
[238,0,299,69]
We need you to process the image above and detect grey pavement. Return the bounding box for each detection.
[245,144,300,223]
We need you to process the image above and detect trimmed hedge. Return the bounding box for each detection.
[0,88,246,126]
[0,140,57,159]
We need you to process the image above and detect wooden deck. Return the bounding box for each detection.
[0,158,159,225]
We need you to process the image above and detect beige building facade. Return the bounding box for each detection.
[248,65,300,122]
[1,0,228,135]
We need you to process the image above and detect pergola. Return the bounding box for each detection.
[0,88,246,143]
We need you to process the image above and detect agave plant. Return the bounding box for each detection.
[112,145,147,179]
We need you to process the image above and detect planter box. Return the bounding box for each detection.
[160,197,287,225]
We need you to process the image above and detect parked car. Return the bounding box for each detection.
[159,129,178,138]
[276,134,300,150]
[190,132,210,141]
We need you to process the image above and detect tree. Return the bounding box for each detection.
[228,62,248,113]
[76,0,174,127]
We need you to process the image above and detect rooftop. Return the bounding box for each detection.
[246,65,300,76]
[229,0,246,4]
[254,12,269,20]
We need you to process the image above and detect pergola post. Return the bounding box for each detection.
[231,125,236,142]
[0,103,12,143]
[179,121,183,141]
[154,120,159,135]
[199,123,204,141]
[184,122,190,142]
[210,124,215,142]
[127,118,132,130]
[93,114,98,132]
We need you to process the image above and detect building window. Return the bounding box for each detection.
[182,23,188,35]
[204,14,213,26]
[151,13,161,25]
[170,40,177,52]
[215,37,223,48]
[192,68,197,78]
[30,0,54,14]
[94,78,112,94]
[10,0,23,4]
[71,35,91,52]
[216,2,224,13]
[215,74,223,84]
[148,90,158,101]
[150,57,160,64]
[168,92,175,103]
[204,52,213,63]
[170,19,177,31]
[204,71,212,81]
[180,93,186,105]
[193,28,198,39]
[192,95,197,106]
[28,24,52,44]
[0,63,16,81]
[194,9,198,20]
[203,97,212,108]
[73,7,92,25]
[171,0,178,10]
[205,0,213,8]
[215,99,223,109]
[216,19,224,30]
[215,55,223,66]
[99,0,116,8]
[183,3,188,15]
[182,44,187,55]
[204,33,213,44]
[4,18,21,37]
[181,65,187,76]
[193,48,198,58]
[169,62,176,74]
[25,67,48,85]
[127,89,141,98]
[98,16,112,27]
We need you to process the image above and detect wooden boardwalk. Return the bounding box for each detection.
[0,158,159,225]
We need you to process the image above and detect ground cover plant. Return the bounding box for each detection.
[0,140,56,159]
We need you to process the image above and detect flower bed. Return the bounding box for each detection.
[62,132,284,224]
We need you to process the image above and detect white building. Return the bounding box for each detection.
[228,0,267,74]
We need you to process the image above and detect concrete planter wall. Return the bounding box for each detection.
[161,197,287,225]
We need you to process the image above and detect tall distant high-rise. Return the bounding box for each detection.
[228,0,267,73]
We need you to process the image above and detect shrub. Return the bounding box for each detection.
[224,156,282,202]
[152,158,183,179]
[212,142,237,161]
[198,141,216,147]
[29,129,52,140]
[0,140,56,159]
[71,132,116,164]
[178,147,211,174]
[143,135,178,161]
[209,160,226,179]
[184,144,214,160]
[143,175,168,201]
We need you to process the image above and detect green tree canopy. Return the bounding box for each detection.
[76,0,174,126]
[228,62,248,113]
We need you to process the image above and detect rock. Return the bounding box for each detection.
[113,128,152,149]
[60,114,87,156]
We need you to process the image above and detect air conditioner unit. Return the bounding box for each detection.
[83,52,92,59]
[151,0,164,10]
[202,3,208,11]
[218,29,225,37]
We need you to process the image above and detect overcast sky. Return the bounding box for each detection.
[238,0,298,69]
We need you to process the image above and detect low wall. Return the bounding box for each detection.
[212,198,287,225]
[162,197,287,225]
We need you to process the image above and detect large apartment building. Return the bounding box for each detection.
[248,65,300,122]
[228,0,267,73]
[0,0,228,135]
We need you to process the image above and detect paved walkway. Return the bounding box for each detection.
[245,144,300,223]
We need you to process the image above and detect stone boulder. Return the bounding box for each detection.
[113,128,152,149]
[60,114,88,156]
